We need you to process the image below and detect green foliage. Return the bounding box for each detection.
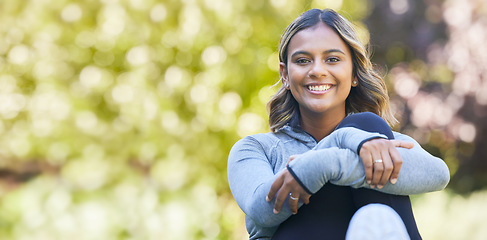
[1,0,482,239]
[0,0,371,239]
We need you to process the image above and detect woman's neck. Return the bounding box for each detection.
[299,110,346,141]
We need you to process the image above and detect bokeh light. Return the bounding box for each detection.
[1,0,486,239]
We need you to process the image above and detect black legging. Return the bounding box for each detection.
[272,112,421,240]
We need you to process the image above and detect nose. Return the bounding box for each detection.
[308,61,328,79]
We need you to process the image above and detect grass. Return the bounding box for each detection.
[413,189,487,240]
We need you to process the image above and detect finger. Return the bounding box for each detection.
[377,148,393,189]
[370,150,384,187]
[302,194,311,204]
[391,140,414,149]
[266,174,284,202]
[273,184,290,214]
[286,155,298,166]
[360,150,374,185]
[288,193,299,214]
[388,147,403,184]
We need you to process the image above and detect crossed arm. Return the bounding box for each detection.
[268,137,414,215]
[227,127,450,228]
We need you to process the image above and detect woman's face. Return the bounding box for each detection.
[281,22,356,119]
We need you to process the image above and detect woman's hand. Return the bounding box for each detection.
[266,155,311,215]
[360,139,414,189]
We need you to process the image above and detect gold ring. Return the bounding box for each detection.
[289,193,298,201]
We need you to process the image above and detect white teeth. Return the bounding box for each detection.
[308,85,331,91]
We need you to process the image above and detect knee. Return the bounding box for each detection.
[337,112,394,139]
[346,204,410,240]
[340,112,384,127]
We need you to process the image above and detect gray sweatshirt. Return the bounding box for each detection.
[227,125,450,239]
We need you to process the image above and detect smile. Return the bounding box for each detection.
[307,84,332,92]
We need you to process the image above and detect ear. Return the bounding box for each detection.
[351,76,358,87]
[280,62,289,88]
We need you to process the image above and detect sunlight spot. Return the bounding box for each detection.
[219,92,242,114]
[223,35,243,55]
[443,2,472,28]
[270,0,287,8]
[0,93,26,119]
[189,84,209,104]
[238,113,265,137]
[202,46,227,66]
[180,5,202,38]
[433,104,454,126]
[458,123,476,143]
[165,66,183,87]
[8,45,30,64]
[111,84,134,103]
[128,0,148,10]
[390,0,409,15]
[452,72,473,96]
[126,45,150,66]
[161,111,180,134]
[393,72,419,99]
[447,44,469,73]
[164,65,190,90]
[410,95,439,128]
[61,4,82,22]
[77,202,109,233]
[150,4,167,22]
[313,0,343,10]
[161,202,189,238]
[79,66,102,88]
[101,4,126,36]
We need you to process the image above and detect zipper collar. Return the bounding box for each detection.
[277,112,318,145]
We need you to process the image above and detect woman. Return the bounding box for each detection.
[227,8,449,239]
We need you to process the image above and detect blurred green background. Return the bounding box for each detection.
[0,0,486,239]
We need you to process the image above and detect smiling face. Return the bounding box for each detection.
[280,22,357,122]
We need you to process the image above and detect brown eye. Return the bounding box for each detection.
[326,57,340,63]
[295,58,311,64]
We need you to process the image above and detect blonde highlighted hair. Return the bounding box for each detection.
[267,8,397,132]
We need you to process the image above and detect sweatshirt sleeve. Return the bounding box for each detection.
[287,130,450,195]
[378,132,450,194]
[227,136,300,228]
[317,127,388,153]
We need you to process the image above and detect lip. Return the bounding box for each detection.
[306,83,334,95]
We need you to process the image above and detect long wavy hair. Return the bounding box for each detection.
[267,8,397,132]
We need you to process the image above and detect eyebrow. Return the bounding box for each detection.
[290,49,346,58]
